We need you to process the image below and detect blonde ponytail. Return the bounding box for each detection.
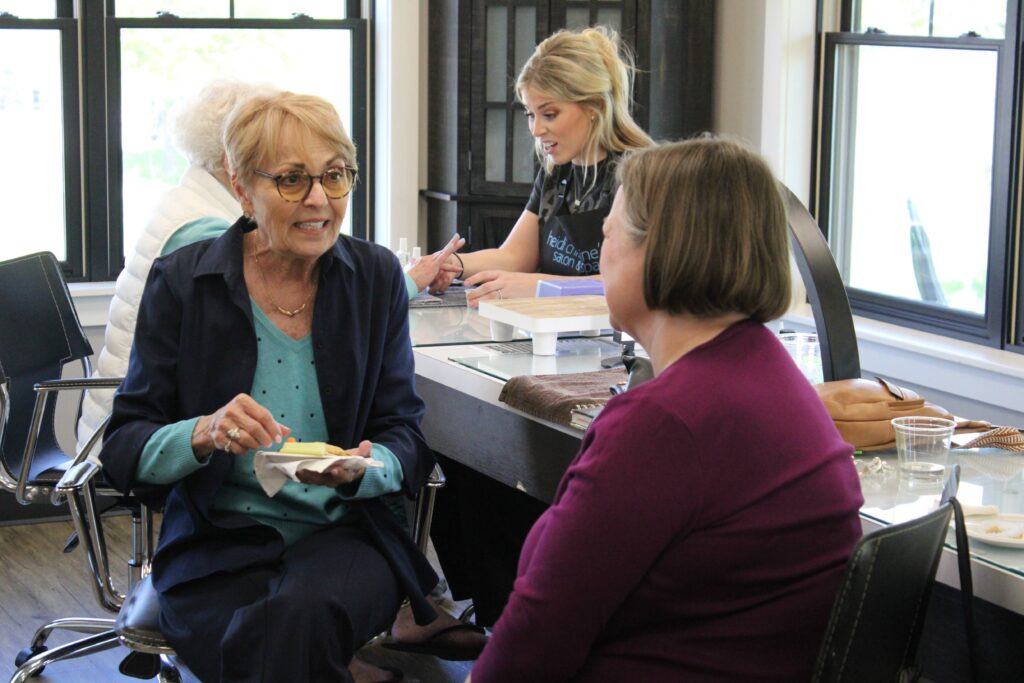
[516,25,653,174]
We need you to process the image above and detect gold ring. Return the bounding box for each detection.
[227,427,241,441]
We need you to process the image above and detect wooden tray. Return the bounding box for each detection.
[477,296,610,355]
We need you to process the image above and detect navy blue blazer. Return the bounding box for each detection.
[101,218,437,612]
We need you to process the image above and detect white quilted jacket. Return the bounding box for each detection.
[76,166,241,455]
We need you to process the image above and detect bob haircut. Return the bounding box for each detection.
[617,137,791,323]
[223,91,357,189]
[516,26,651,175]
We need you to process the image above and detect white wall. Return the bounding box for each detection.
[714,1,766,152]
[715,0,1024,427]
[373,0,427,255]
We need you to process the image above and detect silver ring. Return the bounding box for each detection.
[227,427,242,442]
[496,289,503,300]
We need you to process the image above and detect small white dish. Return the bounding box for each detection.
[253,451,384,497]
[963,513,1024,549]
[254,451,384,471]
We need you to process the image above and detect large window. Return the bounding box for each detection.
[0,1,366,281]
[817,0,1020,350]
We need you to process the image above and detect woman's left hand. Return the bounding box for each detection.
[408,234,467,292]
[463,271,544,308]
[295,439,374,488]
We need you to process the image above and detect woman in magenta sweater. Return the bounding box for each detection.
[469,138,864,682]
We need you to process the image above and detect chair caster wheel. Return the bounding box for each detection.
[15,645,47,674]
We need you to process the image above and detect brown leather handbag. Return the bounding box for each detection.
[814,377,963,451]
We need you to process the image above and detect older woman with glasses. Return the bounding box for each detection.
[101,91,437,683]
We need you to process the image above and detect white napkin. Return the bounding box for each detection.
[253,451,384,497]
[960,503,1000,517]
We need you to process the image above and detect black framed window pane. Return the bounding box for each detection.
[827,43,996,315]
[596,7,621,32]
[485,109,508,182]
[512,107,534,183]
[486,5,508,103]
[566,7,589,29]
[118,27,355,257]
[0,29,66,261]
[115,1,231,18]
[234,0,348,20]
[0,1,55,18]
[116,1,348,19]
[514,5,537,75]
[853,0,1006,39]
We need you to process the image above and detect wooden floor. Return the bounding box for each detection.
[0,515,473,683]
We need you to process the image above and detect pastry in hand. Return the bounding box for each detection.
[279,438,350,457]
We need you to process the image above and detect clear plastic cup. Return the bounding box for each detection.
[891,416,955,478]
[779,332,823,384]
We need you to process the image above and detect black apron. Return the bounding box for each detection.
[538,174,613,276]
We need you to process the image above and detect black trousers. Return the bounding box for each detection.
[158,523,403,683]
[429,454,549,626]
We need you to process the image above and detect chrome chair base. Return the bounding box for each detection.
[11,626,120,683]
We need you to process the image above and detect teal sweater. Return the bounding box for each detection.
[136,302,404,546]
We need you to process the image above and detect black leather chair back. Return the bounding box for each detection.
[811,500,953,682]
[0,252,93,482]
[782,185,861,382]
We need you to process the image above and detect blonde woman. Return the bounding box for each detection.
[432,26,652,306]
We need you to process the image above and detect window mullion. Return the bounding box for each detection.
[80,0,113,280]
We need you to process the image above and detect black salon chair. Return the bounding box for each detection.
[781,185,861,382]
[1,252,445,680]
[811,467,964,682]
[0,252,139,682]
[55,459,180,681]
[59,458,446,680]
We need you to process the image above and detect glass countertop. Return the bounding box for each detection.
[859,450,1024,579]
[410,300,1024,585]
[446,337,628,382]
[410,299,614,348]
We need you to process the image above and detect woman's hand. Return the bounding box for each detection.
[295,439,374,488]
[407,234,466,293]
[191,393,290,459]
[426,256,461,294]
[409,255,462,294]
[464,270,546,308]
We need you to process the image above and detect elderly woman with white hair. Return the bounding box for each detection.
[76,79,277,454]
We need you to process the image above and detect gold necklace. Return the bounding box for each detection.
[251,241,314,317]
